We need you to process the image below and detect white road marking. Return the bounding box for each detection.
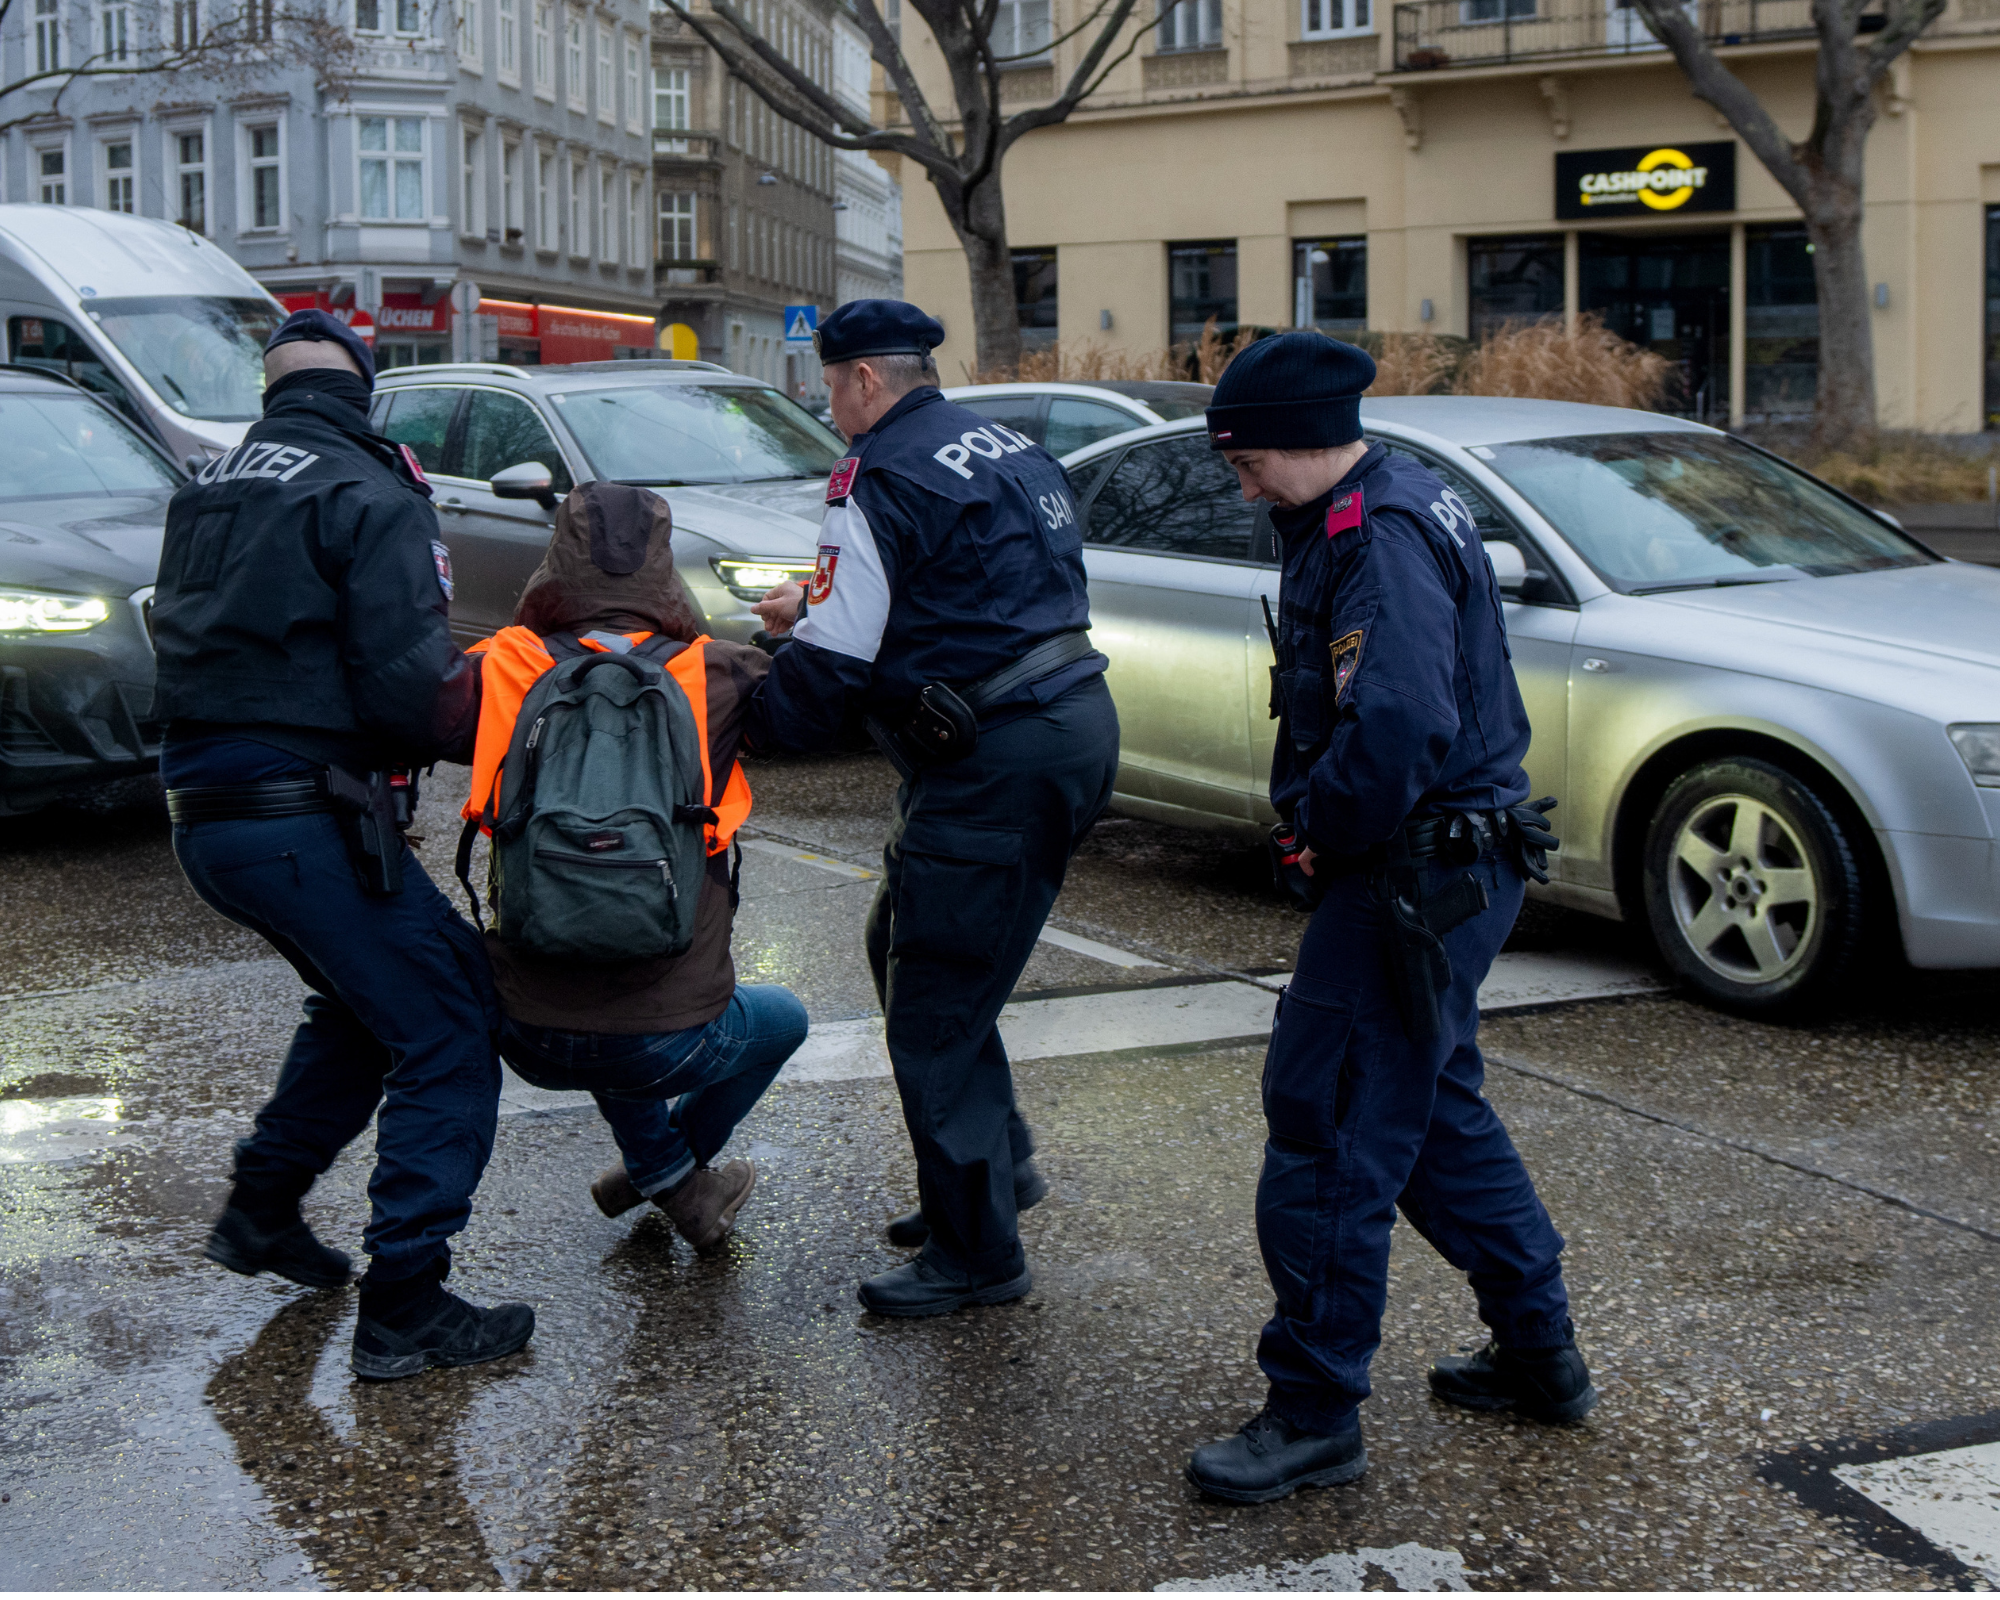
[1252,949,1663,1012]
[738,836,876,880]
[1157,1541,1471,1592]
[1036,925,1168,969]
[1835,1441,2000,1581]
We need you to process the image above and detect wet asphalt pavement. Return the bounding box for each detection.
[2,751,1998,1591]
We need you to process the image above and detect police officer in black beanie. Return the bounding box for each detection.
[1185,332,1593,1504]
[152,309,533,1378]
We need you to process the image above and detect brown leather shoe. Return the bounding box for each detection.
[657,1161,756,1254]
[590,1164,647,1218]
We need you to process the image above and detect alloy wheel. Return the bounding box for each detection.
[1666,794,1820,984]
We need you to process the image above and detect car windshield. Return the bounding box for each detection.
[0,391,176,497]
[81,295,283,423]
[553,383,844,484]
[1482,432,1930,592]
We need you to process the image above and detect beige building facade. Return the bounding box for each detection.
[895,0,2000,430]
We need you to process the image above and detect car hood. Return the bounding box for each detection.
[0,491,172,596]
[663,480,827,557]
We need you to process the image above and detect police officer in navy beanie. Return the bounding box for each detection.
[745,299,1120,1318]
[150,308,535,1378]
[1185,331,1592,1503]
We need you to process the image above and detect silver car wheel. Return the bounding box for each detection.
[1667,794,1820,984]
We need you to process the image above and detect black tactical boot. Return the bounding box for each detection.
[1186,1408,1367,1504]
[351,1256,535,1381]
[857,1255,1032,1317]
[1429,1332,1598,1424]
[203,1180,351,1289]
[885,1161,1050,1248]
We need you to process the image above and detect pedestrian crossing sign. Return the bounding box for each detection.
[784,305,818,345]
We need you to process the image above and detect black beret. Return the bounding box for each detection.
[813,298,946,365]
[265,307,376,388]
[1205,331,1377,451]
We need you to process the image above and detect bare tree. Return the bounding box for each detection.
[1624,0,1944,445]
[657,0,1154,373]
[0,0,361,140]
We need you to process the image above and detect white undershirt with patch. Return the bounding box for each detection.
[792,498,891,664]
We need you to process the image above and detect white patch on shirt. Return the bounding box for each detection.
[793,498,890,663]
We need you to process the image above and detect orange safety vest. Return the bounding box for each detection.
[461,626,752,856]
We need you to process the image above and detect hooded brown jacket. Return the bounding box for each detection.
[466,483,770,1035]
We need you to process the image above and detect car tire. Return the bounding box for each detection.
[1641,757,1866,1019]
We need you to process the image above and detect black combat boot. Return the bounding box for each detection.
[203,1175,351,1289]
[351,1255,535,1380]
[857,1255,1032,1317]
[885,1160,1049,1247]
[1186,1408,1367,1504]
[1429,1329,1598,1424]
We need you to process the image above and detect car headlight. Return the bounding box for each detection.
[709,557,818,602]
[1947,724,2000,788]
[0,589,112,634]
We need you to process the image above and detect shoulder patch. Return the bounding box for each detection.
[808,544,839,604]
[430,540,455,601]
[395,443,434,499]
[1326,489,1366,538]
[826,457,859,504]
[1330,629,1364,703]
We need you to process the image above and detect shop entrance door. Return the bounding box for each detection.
[1580,231,1730,420]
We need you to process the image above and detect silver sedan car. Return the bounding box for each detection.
[1063,399,2000,1016]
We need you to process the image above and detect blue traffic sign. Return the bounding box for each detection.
[783,304,819,345]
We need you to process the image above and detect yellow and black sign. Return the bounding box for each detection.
[1555,141,1736,221]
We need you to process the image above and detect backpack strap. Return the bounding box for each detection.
[541,631,591,660]
[631,632,689,666]
[454,813,487,931]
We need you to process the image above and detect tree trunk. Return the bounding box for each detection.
[1801,176,1876,451]
[933,166,1021,379]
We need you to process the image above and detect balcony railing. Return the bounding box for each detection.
[653,129,723,159]
[657,258,721,287]
[1392,0,1819,70]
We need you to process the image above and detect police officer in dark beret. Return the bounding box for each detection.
[152,309,533,1378]
[1185,333,1593,1503]
[747,299,1119,1317]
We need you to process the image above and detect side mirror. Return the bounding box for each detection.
[491,460,559,510]
[1484,538,1554,601]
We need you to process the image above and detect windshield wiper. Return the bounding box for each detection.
[1625,572,1801,596]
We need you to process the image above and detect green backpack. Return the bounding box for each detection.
[456,632,715,962]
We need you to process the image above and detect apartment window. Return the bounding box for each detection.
[395,0,419,27]
[1157,0,1222,50]
[1293,235,1366,330]
[626,172,644,267]
[1467,233,1562,341]
[174,130,207,230]
[565,10,585,107]
[100,1,130,61]
[497,0,516,75]
[34,0,61,73]
[1746,222,1819,421]
[992,0,1050,58]
[360,115,425,221]
[36,147,64,204]
[356,0,380,31]
[173,0,199,46]
[1013,247,1057,352]
[727,200,739,269]
[624,35,641,127]
[1988,207,2000,429]
[595,21,613,118]
[246,0,273,40]
[568,156,585,252]
[246,125,282,229]
[501,138,521,241]
[658,189,695,260]
[1301,0,1368,33]
[460,125,484,236]
[533,0,553,91]
[598,167,614,261]
[456,0,481,65]
[1463,0,1533,17]
[535,145,554,246]
[1169,239,1237,344]
[101,140,135,212]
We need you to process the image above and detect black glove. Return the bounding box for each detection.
[1506,796,1560,885]
[1268,823,1324,913]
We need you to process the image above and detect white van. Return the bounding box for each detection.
[0,205,284,468]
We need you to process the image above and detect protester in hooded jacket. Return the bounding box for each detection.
[459,482,807,1255]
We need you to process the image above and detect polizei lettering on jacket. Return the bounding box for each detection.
[932,423,1037,480]
[197,442,322,484]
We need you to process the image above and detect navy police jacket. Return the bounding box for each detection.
[747,386,1103,751]
[151,370,480,772]
[1271,442,1531,851]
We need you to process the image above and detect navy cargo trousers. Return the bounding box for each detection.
[1258,847,1573,1434]
[865,675,1120,1284]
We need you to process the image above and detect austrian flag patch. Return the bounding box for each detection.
[808,545,839,604]
[825,457,859,504]
[1325,489,1365,538]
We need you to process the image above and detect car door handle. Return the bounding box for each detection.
[1581,657,1614,673]
[436,497,465,511]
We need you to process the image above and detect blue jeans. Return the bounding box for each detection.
[173,813,502,1281]
[500,985,808,1195]
[1257,850,1573,1435]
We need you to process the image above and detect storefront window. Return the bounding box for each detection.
[1746,222,1818,422]
[1467,234,1563,342]
[1985,207,1999,430]
[1581,231,1728,420]
[1293,236,1365,332]
[1013,247,1057,354]
[1169,239,1237,346]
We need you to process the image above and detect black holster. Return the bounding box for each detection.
[867,683,979,782]
[1376,828,1489,1044]
[326,766,416,896]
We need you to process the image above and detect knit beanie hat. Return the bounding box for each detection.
[1204,332,1377,450]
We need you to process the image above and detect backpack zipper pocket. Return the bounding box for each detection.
[533,847,678,898]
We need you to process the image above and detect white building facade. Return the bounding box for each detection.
[830,8,901,310]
